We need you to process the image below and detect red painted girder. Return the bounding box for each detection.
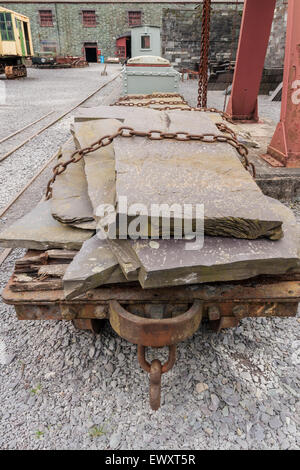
[267,0,300,167]
[226,0,276,121]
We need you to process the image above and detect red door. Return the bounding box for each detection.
[116,37,126,59]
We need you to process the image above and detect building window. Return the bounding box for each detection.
[128,11,142,27]
[0,12,15,41]
[82,11,96,27]
[141,35,150,49]
[39,10,53,27]
[40,40,57,54]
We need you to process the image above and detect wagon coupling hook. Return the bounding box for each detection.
[137,344,176,411]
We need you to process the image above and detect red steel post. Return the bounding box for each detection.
[267,0,300,167]
[226,0,276,121]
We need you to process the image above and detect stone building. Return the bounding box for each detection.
[0,0,244,60]
[0,0,287,73]
[0,0,191,59]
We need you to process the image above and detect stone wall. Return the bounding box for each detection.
[0,2,192,58]
[161,4,243,70]
[162,0,288,71]
[265,0,287,69]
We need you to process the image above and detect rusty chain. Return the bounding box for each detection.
[45,123,255,200]
[112,99,190,108]
[116,93,186,102]
[112,95,235,124]
[138,345,176,411]
[198,0,211,108]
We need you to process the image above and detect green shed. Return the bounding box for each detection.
[131,25,161,58]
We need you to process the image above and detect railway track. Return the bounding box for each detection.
[0,71,121,164]
[0,111,54,146]
[0,71,122,266]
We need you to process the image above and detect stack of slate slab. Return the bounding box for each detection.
[1,95,299,300]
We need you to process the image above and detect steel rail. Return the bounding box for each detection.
[0,111,54,145]
[0,71,121,163]
[0,147,61,220]
[0,248,12,266]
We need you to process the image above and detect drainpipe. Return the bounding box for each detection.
[55,4,62,55]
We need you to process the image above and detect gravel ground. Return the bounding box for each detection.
[180,81,282,123]
[0,73,299,450]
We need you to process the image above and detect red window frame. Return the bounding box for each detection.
[141,35,151,49]
[82,10,96,27]
[39,10,53,27]
[128,11,142,27]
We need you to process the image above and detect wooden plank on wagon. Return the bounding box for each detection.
[11,278,63,292]
[38,264,68,278]
[3,276,300,306]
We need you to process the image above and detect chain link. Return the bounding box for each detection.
[112,94,235,124]
[116,93,186,102]
[45,123,255,200]
[112,99,190,108]
[198,0,211,108]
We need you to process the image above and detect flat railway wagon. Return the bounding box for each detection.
[2,90,300,411]
[0,6,33,79]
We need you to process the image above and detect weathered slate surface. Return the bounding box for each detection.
[63,235,126,299]
[71,221,97,230]
[73,119,121,217]
[51,139,95,226]
[108,239,140,280]
[74,105,158,123]
[46,249,78,260]
[112,109,283,240]
[128,199,300,289]
[0,200,94,250]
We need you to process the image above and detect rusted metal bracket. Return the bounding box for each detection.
[109,300,203,410]
[109,300,203,346]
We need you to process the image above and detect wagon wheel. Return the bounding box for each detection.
[72,318,106,334]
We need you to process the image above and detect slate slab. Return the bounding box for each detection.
[107,239,141,280]
[73,119,121,218]
[74,105,158,123]
[51,138,95,227]
[127,199,300,288]
[112,109,283,240]
[63,235,127,299]
[0,200,94,251]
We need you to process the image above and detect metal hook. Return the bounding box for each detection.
[137,344,176,410]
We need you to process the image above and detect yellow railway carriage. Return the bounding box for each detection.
[0,6,33,78]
